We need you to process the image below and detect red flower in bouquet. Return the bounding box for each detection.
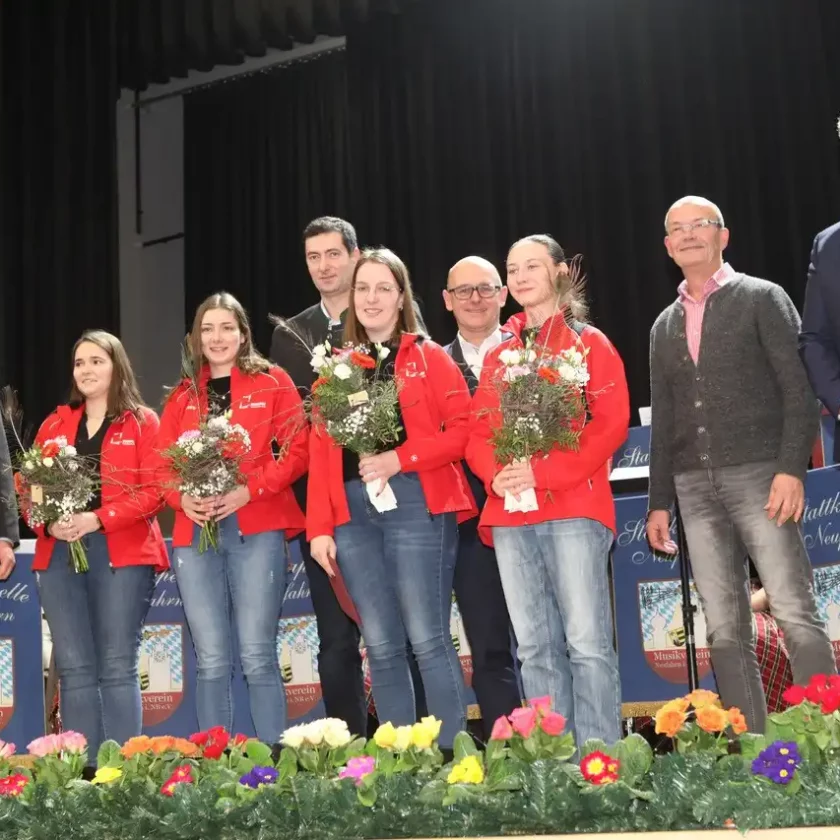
[0,774,28,797]
[40,441,60,459]
[509,706,538,738]
[580,751,620,785]
[222,436,247,459]
[349,351,376,370]
[536,366,560,384]
[539,711,567,736]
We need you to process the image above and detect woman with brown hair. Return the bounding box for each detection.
[307,248,475,748]
[27,330,168,762]
[156,292,308,744]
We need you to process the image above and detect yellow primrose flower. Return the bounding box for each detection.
[446,755,484,785]
[393,725,412,752]
[373,722,397,750]
[419,716,441,739]
[91,767,123,785]
[410,719,439,750]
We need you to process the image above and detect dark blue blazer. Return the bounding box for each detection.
[800,221,840,458]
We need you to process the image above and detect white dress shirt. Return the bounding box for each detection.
[457,328,504,380]
[320,300,343,327]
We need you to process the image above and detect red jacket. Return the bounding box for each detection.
[29,405,168,571]
[157,365,309,547]
[306,334,477,540]
[467,312,630,545]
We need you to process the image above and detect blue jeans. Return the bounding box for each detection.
[335,474,466,747]
[493,518,620,747]
[36,532,154,758]
[172,515,288,743]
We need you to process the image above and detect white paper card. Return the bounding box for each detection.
[503,487,539,513]
[366,479,399,513]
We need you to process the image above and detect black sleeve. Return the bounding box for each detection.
[0,422,20,546]
[270,324,315,398]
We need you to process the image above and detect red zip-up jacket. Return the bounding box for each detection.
[306,334,477,541]
[467,312,630,545]
[157,365,309,547]
[29,404,168,571]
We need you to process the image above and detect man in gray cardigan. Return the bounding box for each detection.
[646,195,834,734]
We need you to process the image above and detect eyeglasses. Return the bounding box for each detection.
[446,283,503,301]
[354,283,399,296]
[667,219,723,236]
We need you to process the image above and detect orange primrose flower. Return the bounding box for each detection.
[121,735,153,759]
[686,689,721,710]
[655,706,687,738]
[696,704,728,733]
[727,707,748,735]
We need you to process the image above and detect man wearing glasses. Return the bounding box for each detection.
[646,196,834,734]
[442,256,522,737]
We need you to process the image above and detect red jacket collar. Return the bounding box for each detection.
[55,403,131,426]
[502,310,575,344]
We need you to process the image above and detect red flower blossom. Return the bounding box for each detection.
[200,725,230,760]
[188,731,209,747]
[537,366,559,384]
[312,377,328,391]
[783,684,807,706]
[222,437,247,459]
[350,351,376,370]
[489,715,514,741]
[161,764,194,796]
[13,473,25,494]
[0,774,28,797]
[528,696,552,716]
[539,711,566,737]
[41,441,60,459]
[580,751,620,785]
[233,733,249,747]
[509,706,537,738]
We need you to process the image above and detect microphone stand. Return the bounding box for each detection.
[674,500,700,692]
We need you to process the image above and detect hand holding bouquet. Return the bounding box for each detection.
[163,413,251,552]
[491,339,589,512]
[309,341,402,512]
[14,437,98,572]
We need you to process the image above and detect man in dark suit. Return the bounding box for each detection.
[800,213,840,457]
[270,216,427,736]
[443,255,522,736]
[0,421,19,580]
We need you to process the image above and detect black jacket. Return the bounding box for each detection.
[0,422,20,546]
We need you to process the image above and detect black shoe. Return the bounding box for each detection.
[270,742,283,764]
[81,765,97,782]
[440,747,455,764]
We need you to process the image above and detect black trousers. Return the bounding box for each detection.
[453,518,522,739]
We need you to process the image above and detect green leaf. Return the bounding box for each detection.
[417,779,448,805]
[615,733,653,782]
[813,728,831,751]
[580,738,610,757]
[356,776,377,807]
[442,784,473,807]
[453,732,478,761]
[277,746,298,779]
[377,750,396,776]
[96,741,124,769]
[298,749,319,774]
[484,739,505,764]
[245,741,273,766]
[550,733,576,762]
[785,771,802,796]
[215,796,237,813]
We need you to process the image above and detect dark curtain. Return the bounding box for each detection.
[184,0,840,409]
[0,1,120,431]
[117,0,424,90]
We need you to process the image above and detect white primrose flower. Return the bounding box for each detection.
[42,457,54,468]
[333,363,352,381]
[23,461,34,472]
[320,718,353,748]
[376,344,390,360]
[281,723,307,749]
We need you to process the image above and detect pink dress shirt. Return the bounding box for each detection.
[677,263,735,364]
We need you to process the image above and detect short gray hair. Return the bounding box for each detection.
[664,196,725,232]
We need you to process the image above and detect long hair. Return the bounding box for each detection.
[187,292,270,377]
[69,330,147,418]
[510,234,588,323]
[343,248,421,345]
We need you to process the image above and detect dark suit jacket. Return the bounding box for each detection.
[443,331,512,506]
[0,421,20,546]
[799,221,840,459]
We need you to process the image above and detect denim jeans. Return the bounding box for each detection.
[335,474,466,747]
[675,461,836,734]
[493,518,621,747]
[36,532,154,758]
[172,514,288,743]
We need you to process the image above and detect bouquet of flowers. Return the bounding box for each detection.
[163,413,251,552]
[310,341,402,512]
[14,437,98,572]
[490,337,589,512]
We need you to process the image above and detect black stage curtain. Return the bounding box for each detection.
[118,0,425,90]
[184,0,840,408]
[0,1,120,430]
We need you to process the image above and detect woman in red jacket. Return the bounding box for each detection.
[28,330,167,762]
[157,292,308,746]
[467,235,630,749]
[308,249,474,748]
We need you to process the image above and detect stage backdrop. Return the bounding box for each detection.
[17,538,477,740]
[613,464,840,716]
